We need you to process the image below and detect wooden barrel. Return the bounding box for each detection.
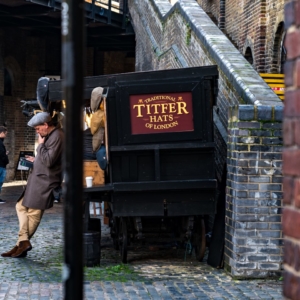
[83,231,101,267]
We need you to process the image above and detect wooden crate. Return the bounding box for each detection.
[83,160,105,186]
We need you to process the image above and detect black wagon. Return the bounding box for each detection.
[47,65,219,264]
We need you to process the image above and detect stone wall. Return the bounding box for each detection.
[196,0,287,73]
[282,0,300,299]
[226,105,283,277]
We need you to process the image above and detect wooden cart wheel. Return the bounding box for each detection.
[113,237,119,250]
[112,217,119,250]
[194,218,206,262]
[118,217,128,264]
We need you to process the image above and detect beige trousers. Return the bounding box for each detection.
[16,198,44,246]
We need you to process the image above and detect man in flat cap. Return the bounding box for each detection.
[1,112,64,258]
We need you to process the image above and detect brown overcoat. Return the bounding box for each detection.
[21,128,64,210]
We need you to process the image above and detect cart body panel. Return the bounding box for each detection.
[48,66,219,263]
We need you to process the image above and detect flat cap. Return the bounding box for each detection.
[90,87,104,112]
[27,112,52,127]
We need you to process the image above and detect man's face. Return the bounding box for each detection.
[0,131,7,138]
[34,123,48,137]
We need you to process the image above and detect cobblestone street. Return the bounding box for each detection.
[0,182,283,299]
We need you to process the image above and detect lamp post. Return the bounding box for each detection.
[61,0,85,299]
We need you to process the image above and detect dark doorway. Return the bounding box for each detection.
[245,47,254,65]
[4,68,12,96]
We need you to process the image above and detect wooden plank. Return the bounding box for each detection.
[83,184,113,192]
[85,0,121,13]
[113,180,217,192]
[207,165,226,268]
[260,73,284,78]
[263,79,284,84]
[103,202,109,225]
[110,142,215,152]
[83,160,105,186]
[268,84,285,88]
[259,73,285,102]
[273,90,284,95]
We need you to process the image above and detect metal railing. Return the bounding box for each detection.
[85,0,126,14]
[85,0,129,28]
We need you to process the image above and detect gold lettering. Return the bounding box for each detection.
[153,121,179,130]
[149,115,157,122]
[169,103,176,113]
[157,115,163,122]
[162,115,168,122]
[151,104,160,114]
[177,102,188,114]
[133,104,145,117]
[161,103,168,114]
[168,115,173,121]
[146,104,151,114]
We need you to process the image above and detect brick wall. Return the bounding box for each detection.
[226,105,283,278]
[103,52,134,74]
[0,28,134,180]
[282,0,300,299]
[196,0,219,25]
[196,0,286,73]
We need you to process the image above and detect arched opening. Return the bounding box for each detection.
[280,32,286,74]
[272,22,286,74]
[4,68,12,96]
[245,47,253,65]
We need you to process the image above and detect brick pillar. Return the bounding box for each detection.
[225,105,283,278]
[283,0,300,299]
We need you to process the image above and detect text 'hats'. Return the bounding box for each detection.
[90,87,104,112]
[27,112,52,127]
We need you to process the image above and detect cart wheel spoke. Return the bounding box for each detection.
[194,218,206,262]
[112,217,119,250]
[118,217,128,263]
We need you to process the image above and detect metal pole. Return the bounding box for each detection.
[61,0,85,299]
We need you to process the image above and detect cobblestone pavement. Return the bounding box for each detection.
[0,182,283,299]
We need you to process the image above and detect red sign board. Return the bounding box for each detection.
[130,92,194,135]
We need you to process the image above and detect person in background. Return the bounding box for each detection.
[1,112,64,258]
[0,126,9,204]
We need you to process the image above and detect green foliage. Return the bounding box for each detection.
[186,23,191,45]
[84,264,141,282]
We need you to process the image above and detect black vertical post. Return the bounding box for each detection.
[122,0,127,29]
[108,0,112,24]
[61,0,85,299]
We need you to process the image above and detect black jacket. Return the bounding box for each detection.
[0,138,9,168]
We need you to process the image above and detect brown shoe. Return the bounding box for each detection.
[1,246,28,258]
[11,241,32,258]
[1,245,18,257]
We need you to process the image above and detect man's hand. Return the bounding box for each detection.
[25,155,35,162]
[38,135,45,144]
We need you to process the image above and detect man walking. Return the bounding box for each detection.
[1,112,64,258]
[0,126,9,204]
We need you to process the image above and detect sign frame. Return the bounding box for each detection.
[115,80,212,145]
